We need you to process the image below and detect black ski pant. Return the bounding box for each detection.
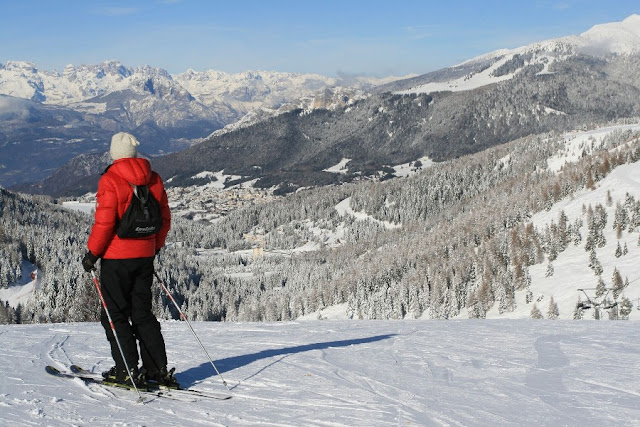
[99,257,167,375]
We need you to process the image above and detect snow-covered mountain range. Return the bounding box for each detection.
[0,60,398,124]
[0,61,395,132]
[2,13,640,195]
[0,60,403,187]
[388,14,640,95]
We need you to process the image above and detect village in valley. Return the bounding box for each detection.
[166,182,278,224]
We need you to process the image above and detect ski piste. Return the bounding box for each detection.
[45,365,232,401]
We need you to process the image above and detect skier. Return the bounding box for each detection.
[82,132,177,388]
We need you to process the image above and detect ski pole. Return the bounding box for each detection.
[91,270,145,403]
[154,271,230,391]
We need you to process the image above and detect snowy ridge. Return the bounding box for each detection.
[0,60,399,112]
[398,14,640,95]
[547,124,640,172]
[0,60,170,105]
[206,86,369,140]
[579,14,640,55]
[395,53,520,95]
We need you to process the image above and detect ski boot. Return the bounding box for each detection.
[147,366,180,389]
[102,365,148,390]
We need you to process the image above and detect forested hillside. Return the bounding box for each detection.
[1,121,639,323]
[153,55,640,193]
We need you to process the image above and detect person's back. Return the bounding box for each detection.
[82,132,177,388]
[88,156,169,259]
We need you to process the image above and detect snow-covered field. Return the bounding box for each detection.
[0,261,39,308]
[1,320,639,426]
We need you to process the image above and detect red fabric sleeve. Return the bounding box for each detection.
[87,175,118,257]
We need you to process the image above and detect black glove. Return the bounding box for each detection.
[82,251,99,272]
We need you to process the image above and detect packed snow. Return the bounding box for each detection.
[391,156,433,177]
[61,201,95,215]
[336,197,401,230]
[395,55,519,95]
[1,320,639,426]
[323,158,352,174]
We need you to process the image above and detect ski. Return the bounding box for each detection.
[45,366,230,401]
[46,365,177,401]
[67,365,232,401]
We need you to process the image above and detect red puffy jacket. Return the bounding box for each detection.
[87,158,171,259]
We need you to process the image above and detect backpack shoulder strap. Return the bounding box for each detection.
[131,184,149,204]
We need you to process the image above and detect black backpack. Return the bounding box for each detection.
[116,184,163,238]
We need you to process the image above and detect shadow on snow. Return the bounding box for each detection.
[178,333,396,389]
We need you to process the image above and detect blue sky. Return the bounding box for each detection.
[1,1,638,77]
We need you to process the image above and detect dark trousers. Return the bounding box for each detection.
[99,257,167,374]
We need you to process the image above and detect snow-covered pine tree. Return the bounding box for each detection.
[525,286,533,304]
[612,268,624,299]
[547,296,560,319]
[618,296,633,320]
[545,262,554,277]
[588,248,603,276]
[595,204,608,248]
[595,275,607,298]
[573,299,585,320]
[530,303,543,319]
[613,202,627,239]
[572,218,583,246]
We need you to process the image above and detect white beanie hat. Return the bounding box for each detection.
[110,132,140,161]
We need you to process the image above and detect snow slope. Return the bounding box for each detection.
[397,14,640,96]
[481,126,640,321]
[1,320,639,426]
[0,261,40,308]
[300,123,640,322]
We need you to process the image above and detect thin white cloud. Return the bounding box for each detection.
[96,7,139,16]
[403,25,436,40]
[535,1,572,11]
[553,2,570,10]
[0,97,29,120]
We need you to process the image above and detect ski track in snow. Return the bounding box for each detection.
[1,321,640,426]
